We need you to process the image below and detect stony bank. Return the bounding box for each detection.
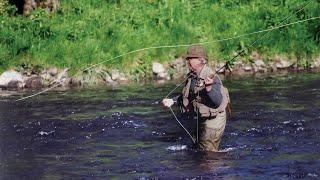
[1,51,320,92]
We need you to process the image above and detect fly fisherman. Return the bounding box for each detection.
[162,45,230,152]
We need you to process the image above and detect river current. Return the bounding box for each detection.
[1,72,319,179]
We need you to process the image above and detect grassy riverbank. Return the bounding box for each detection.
[0,0,319,75]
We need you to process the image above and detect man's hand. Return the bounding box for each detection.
[162,98,174,107]
[204,77,214,92]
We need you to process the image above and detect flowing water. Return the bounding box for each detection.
[0,72,320,179]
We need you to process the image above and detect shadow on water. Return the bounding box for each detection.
[0,72,320,179]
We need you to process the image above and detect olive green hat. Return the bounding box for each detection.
[185,45,208,60]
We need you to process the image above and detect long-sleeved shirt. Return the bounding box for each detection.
[173,68,223,109]
[188,73,222,108]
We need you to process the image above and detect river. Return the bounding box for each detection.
[1,72,319,179]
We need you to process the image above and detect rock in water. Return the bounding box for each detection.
[0,70,24,86]
[7,81,24,90]
[25,76,43,89]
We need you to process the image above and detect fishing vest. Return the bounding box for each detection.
[182,65,230,118]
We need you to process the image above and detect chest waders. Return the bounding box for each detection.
[182,66,231,146]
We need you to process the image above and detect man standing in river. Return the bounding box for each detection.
[162,45,230,152]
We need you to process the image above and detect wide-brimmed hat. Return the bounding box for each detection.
[185,45,208,60]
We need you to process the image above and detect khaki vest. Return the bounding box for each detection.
[182,65,230,118]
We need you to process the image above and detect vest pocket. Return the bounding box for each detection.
[195,102,220,118]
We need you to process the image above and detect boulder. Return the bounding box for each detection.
[40,68,70,87]
[231,62,245,75]
[55,68,69,86]
[7,80,24,90]
[253,59,267,73]
[48,67,58,76]
[243,64,253,71]
[0,70,24,86]
[110,69,120,81]
[274,56,292,69]
[254,59,265,67]
[276,60,291,69]
[118,73,129,82]
[152,62,165,74]
[105,73,115,84]
[311,58,320,69]
[40,71,55,87]
[67,77,81,87]
[157,72,170,80]
[107,69,128,83]
[152,62,170,80]
[25,76,43,89]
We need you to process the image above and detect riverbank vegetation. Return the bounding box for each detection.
[0,0,319,75]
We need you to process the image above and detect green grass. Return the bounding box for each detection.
[0,0,319,75]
